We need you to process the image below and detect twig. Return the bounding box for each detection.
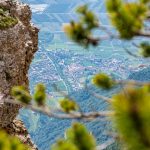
[136,31,150,38]
[53,84,83,113]
[88,90,112,103]
[84,82,112,103]
[115,79,150,86]
[99,25,119,39]
[96,139,115,150]
[5,100,114,120]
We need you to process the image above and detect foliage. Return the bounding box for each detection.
[112,85,150,150]
[65,123,96,150]
[11,86,32,104]
[51,140,79,150]
[63,5,99,47]
[140,42,150,57]
[59,98,79,113]
[12,84,46,106]
[0,130,29,150]
[64,0,150,56]
[92,73,114,89]
[12,84,79,113]
[51,122,96,150]
[0,6,18,30]
[106,0,147,39]
[33,84,46,106]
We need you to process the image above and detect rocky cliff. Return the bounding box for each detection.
[0,0,38,149]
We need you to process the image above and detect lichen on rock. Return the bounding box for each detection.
[0,0,39,149]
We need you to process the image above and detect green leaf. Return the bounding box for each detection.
[106,0,147,39]
[66,122,96,150]
[33,83,46,106]
[76,5,88,14]
[63,5,99,47]
[0,130,29,150]
[92,73,114,89]
[59,98,78,113]
[11,86,32,104]
[140,42,150,57]
[51,140,79,150]
[112,85,150,150]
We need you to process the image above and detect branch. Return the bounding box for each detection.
[146,11,150,20]
[87,90,112,103]
[53,84,83,113]
[96,139,115,150]
[136,31,150,38]
[83,82,112,103]
[5,100,114,120]
[115,79,150,86]
[98,25,119,39]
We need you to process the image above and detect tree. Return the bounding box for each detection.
[1,0,150,150]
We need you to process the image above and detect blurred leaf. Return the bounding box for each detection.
[0,130,29,150]
[51,140,79,150]
[140,42,150,57]
[112,85,150,150]
[33,83,46,106]
[63,5,99,47]
[59,98,78,113]
[11,86,31,104]
[66,122,96,150]
[106,0,147,39]
[93,73,114,89]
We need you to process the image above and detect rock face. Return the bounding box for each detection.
[4,119,38,150]
[0,0,38,149]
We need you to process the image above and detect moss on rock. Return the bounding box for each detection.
[0,6,18,30]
